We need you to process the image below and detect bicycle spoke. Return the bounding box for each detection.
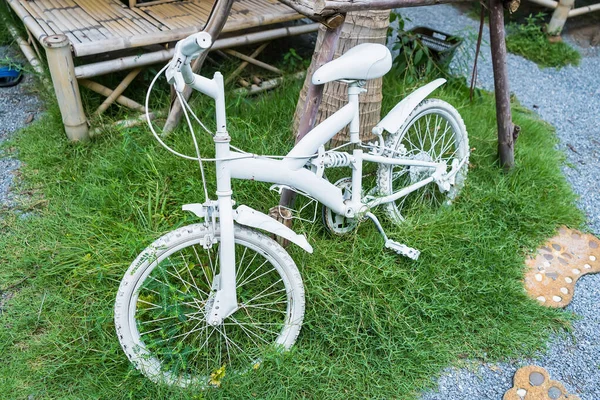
[238,261,275,289]
[191,244,213,288]
[245,283,285,305]
[230,317,272,345]
[236,251,261,286]
[235,246,250,280]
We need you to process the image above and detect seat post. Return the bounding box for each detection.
[347,81,366,144]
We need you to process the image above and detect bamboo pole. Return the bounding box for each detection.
[162,0,237,133]
[43,34,89,141]
[79,79,146,113]
[73,23,319,79]
[6,23,48,85]
[89,112,164,137]
[25,28,44,62]
[569,2,600,16]
[548,0,574,34]
[279,21,344,209]
[224,49,283,74]
[225,42,269,84]
[526,0,558,8]
[279,0,471,18]
[488,0,515,168]
[233,71,305,95]
[95,68,142,115]
[6,0,50,42]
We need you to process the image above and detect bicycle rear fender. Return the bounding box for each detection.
[375,78,446,134]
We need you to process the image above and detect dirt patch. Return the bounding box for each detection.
[568,24,600,47]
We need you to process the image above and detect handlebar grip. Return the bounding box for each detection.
[179,32,212,58]
[166,32,213,92]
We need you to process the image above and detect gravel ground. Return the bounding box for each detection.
[387,5,600,399]
[0,45,43,208]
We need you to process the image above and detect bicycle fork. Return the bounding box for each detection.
[204,72,239,326]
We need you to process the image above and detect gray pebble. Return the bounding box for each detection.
[392,6,600,400]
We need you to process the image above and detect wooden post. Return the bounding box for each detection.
[43,35,89,141]
[488,0,515,169]
[279,21,344,208]
[548,0,574,35]
[163,0,235,134]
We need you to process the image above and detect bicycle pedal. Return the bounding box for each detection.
[385,240,420,260]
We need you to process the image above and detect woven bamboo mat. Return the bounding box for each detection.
[10,0,300,56]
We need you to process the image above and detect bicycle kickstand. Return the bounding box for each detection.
[364,212,421,260]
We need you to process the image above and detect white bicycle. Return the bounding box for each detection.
[114,31,469,387]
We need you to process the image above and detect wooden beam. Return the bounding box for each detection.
[279,0,472,18]
[488,0,515,168]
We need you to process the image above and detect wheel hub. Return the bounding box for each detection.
[409,151,436,184]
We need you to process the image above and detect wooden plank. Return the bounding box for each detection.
[128,6,168,30]
[120,8,162,32]
[10,0,304,56]
[17,0,57,37]
[34,3,81,43]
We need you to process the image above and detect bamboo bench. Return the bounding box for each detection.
[6,0,319,140]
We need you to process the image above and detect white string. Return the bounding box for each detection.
[145,64,202,162]
[176,90,210,203]
[144,64,366,166]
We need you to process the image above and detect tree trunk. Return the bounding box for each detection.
[293,9,391,145]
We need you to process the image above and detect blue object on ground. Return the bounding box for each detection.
[0,65,23,87]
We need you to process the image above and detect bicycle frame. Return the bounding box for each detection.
[183,66,447,325]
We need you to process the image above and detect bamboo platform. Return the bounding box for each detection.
[6,0,319,140]
[7,0,303,56]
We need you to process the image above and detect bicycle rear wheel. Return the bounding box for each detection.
[115,224,305,387]
[377,99,469,224]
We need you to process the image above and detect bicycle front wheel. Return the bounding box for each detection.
[115,224,305,387]
[377,99,469,224]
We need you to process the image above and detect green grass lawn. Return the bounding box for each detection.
[506,13,581,69]
[0,61,583,399]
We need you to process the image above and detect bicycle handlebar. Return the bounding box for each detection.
[166,32,213,92]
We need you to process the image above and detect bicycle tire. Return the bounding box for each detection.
[377,99,469,224]
[115,224,305,387]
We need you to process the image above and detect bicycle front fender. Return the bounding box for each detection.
[375,78,446,134]
[234,205,314,254]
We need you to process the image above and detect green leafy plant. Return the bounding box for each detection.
[506,13,581,68]
[388,12,461,83]
[282,48,304,70]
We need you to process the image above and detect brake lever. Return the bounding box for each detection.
[166,32,213,93]
[166,57,187,93]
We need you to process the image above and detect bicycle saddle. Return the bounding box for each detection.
[312,43,392,85]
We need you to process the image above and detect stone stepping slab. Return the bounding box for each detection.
[524,227,600,308]
[503,365,579,399]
